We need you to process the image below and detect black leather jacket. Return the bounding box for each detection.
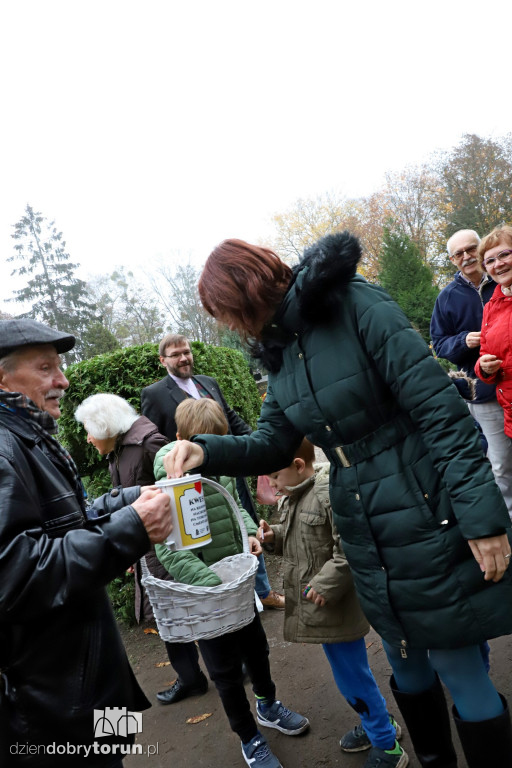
[0,409,151,765]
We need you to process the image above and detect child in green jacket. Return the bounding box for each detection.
[259,438,407,768]
[154,398,309,768]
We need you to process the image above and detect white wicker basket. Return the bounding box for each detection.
[140,477,259,642]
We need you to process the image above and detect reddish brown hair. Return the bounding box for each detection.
[478,225,512,267]
[293,438,316,466]
[198,239,293,339]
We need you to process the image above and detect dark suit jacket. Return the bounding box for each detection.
[140,374,252,442]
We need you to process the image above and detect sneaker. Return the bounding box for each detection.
[340,716,402,752]
[362,741,408,768]
[256,699,310,735]
[241,733,282,768]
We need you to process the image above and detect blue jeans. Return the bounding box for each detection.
[254,554,271,599]
[383,640,503,721]
[323,638,396,749]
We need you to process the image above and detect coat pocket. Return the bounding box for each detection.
[299,510,332,553]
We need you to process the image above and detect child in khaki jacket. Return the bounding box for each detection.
[258,438,408,768]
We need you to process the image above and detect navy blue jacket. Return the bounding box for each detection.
[430,273,496,403]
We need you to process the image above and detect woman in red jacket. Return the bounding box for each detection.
[475,225,512,439]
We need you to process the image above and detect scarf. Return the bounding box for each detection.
[0,391,84,508]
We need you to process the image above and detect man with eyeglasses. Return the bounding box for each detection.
[141,333,253,446]
[431,229,512,517]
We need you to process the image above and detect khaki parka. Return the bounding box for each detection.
[268,463,369,644]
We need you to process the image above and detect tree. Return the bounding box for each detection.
[87,268,166,347]
[147,260,222,344]
[8,205,99,363]
[377,228,439,342]
[380,165,447,277]
[437,133,512,239]
[80,321,121,358]
[270,192,386,282]
[271,192,351,261]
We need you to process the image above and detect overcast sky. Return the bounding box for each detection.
[1,0,510,313]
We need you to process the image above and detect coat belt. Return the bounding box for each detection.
[325,412,414,468]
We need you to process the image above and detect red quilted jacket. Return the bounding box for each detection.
[475,283,512,436]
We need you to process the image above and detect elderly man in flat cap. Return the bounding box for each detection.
[0,319,172,767]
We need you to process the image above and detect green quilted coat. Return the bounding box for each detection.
[191,232,512,652]
[154,442,257,586]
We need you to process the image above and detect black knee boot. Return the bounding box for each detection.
[453,694,512,767]
[390,675,457,767]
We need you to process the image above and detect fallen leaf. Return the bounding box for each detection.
[144,628,159,635]
[186,713,212,724]
[155,661,171,668]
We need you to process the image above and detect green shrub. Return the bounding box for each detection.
[107,572,136,626]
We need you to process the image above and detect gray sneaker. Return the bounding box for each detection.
[363,742,408,768]
[256,700,310,735]
[241,733,282,768]
[340,716,402,752]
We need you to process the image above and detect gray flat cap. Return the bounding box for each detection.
[0,319,76,358]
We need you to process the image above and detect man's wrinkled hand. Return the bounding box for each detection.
[132,488,172,543]
[465,331,481,349]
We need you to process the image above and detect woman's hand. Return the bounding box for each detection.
[163,441,205,478]
[248,536,263,556]
[468,534,511,582]
[478,354,503,376]
[257,519,274,544]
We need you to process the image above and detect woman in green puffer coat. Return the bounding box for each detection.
[164,232,512,768]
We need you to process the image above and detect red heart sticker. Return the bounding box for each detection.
[194,481,202,494]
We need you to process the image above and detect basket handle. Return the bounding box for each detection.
[199,477,250,554]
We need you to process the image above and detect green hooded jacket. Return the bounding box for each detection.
[154,442,257,586]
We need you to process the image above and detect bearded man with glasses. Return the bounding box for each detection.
[431,229,512,519]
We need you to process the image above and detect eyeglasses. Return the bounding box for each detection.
[162,350,192,360]
[483,249,512,269]
[450,245,478,261]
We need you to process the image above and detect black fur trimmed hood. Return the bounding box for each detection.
[295,230,362,324]
[252,231,362,372]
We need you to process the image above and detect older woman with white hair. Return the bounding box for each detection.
[75,393,169,487]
